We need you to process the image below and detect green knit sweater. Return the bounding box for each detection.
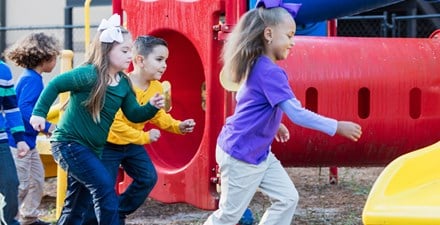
[32,64,158,156]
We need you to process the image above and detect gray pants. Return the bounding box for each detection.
[11,148,45,225]
[204,146,299,225]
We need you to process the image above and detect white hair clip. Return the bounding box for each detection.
[98,14,123,43]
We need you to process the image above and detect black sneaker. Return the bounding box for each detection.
[28,219,51,225]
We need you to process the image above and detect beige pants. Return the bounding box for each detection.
[204,146,299,225]
[11,148,45,225]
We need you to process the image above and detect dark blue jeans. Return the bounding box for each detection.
[0,142,20,225]
[51,141,119,225]
[82,143,157,224]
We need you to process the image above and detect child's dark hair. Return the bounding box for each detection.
[221,7,291,84]
[6,32,61,69]
[133,35,168,57]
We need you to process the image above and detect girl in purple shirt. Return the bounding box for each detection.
[204,1,362,225]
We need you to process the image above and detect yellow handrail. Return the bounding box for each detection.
[84,0,92,54]
[55,50,74,218]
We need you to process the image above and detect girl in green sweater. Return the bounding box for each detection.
[29,14,163,225]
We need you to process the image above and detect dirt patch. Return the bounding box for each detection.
[39,167,384,225]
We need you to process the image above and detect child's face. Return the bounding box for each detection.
[42,56,57,73]
[109,33,133,72]
[138,45,169,81]
[266,15,296,61]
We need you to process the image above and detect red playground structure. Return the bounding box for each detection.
[111,0,440,211]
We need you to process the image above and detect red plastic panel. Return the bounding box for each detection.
[273,36,440,167]
[120,0,227,210]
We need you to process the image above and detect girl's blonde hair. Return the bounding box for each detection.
[5,32,61,69]
[221,7,290,84]
[84,27,131,123]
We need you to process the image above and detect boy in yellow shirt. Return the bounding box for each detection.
[82,35,195,225]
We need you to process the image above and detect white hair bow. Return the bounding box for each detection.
[98,14,123,43]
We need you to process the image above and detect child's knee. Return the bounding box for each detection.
[137,171,158,187]
[280,188,299,209]
[289,188,299,207]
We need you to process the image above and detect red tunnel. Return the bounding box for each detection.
[117,0,440,210]
[274,35,440,167]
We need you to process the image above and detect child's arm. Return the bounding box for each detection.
[3,93,30,157]
[148,109,181,133]
[279,98,361,141]
[17,80,54,135]
[109,110,157,145]
[32,66,94,130]
[120,93,163,123]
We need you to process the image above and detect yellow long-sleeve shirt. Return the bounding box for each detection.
[107,80,182,145]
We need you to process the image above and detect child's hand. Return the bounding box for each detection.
[179,119,195,134]
[148,129,161,142]
[336,121,362,142]
[275,123,290,143]
[30,115,46,132]
[150,93,165,109]
[16,141,30,158]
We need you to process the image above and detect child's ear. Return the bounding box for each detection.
[134,55,144,65]
[264,27,272,44]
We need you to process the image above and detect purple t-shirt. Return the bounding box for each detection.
[217,56,294,165]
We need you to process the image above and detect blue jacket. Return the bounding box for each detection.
[8,69,51,149]
[0,60,25,144]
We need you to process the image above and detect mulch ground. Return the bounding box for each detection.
[39,167,384,225]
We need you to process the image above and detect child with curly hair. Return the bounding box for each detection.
[5,32,61,225]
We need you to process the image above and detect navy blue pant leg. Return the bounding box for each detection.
[51,141,119,225]
[0,142,20,225]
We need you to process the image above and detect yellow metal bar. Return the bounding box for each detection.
[84,0,92,54]
[56,50,74,219]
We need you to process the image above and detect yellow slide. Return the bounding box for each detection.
[363,141,440,225]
